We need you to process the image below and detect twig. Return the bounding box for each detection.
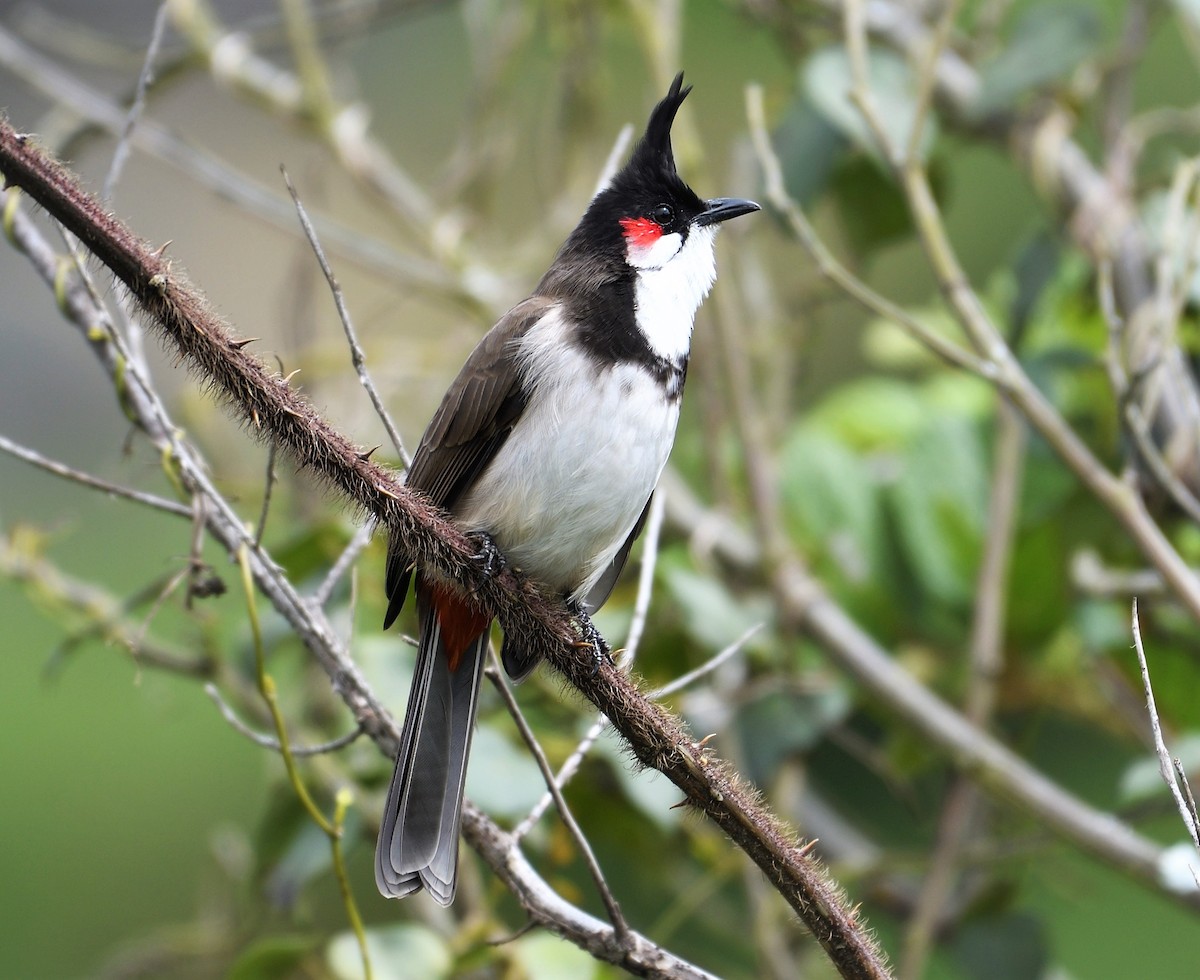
[254,441,279,547]
[660,468,1200,909]
[649,624,763,700]
[511,490,666,841]
[486,657,631,944]
[312,520,374,608]
[0,23,465,296]
[900,399,1025,979]
[0,529,214,678]
[514,623,762,841]
[103,0,170,202]
[0,432,191,517]
[744,85,990,377]
[1131,600,1200,849]
[593,123,635,195]
[903,0,959,166]
[237,544,372,979]
[283,168,410,466]
[461,803,718,978]
[621,490,666,665]
[0,125,892,978]
[204,682,365,756]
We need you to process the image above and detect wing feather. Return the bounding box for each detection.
[384,297,555,627]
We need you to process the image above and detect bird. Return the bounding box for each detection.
[375,72,760,904]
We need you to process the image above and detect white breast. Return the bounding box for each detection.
[453,311,681,601]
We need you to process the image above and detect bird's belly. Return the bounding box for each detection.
[454,359,678,600]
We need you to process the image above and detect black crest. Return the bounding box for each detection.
[627,72,691,180]
[540,71,705,297]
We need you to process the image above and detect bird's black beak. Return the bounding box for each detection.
[695,197,761,227]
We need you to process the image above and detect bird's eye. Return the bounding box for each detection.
[650,204,675,226]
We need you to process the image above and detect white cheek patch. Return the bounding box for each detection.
[626,231,683,269]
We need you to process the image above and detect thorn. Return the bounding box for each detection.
[282,368,301,384]
[693,733,717,750]
[151,240,174,258]
[669,797,690,810]
[376,483,400,500]
[356,446,380,461]
[796,838,820,858]
[230,337,259,350]
[251,408,260,428]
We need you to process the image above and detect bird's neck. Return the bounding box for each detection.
[630,224,717,364]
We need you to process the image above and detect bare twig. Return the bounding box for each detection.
[621,490,666,665]
[312,520,374,608]
[283,168,410,466]
[461,803,718,978]
[1131,600,1200,849]
[900,400,1025,979]
[744,85,990,377]
[103,0,171,202]
[0,124,891,979]
[254,441,279,547]
[514,622,763,842]
[659,468,1200,909]
[0,433,191,517]
[486,656,631,944]
[204,682,365,757]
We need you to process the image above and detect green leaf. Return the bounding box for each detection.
[662,565,771,652]
[808,377,927,449]
[735,685,852,786]
[861,305,963,370]
[830,155,917,253]
[888,417,987,603]
[228,935,318,980]
[804,46,936,161]
[974,4,1103,116]
[772,95,849,207]
[779,426,880,583]
[949,912,1048,980]
[1173,0,1200,30]
[328,924,451,980]
[464,724,549,819]
[263,816,334,908]
[592,728,682,832]
[511,931,599,980]
[1118,733,1200,804]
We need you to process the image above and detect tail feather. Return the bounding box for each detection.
[376,584,488,905]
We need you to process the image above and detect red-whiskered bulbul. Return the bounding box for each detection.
[376,73,759,904]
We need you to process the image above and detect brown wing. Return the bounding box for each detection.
[583,494,654,614]
[384,297,554,628]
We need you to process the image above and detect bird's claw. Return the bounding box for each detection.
[568,602,613,675]
[469,531,506,578]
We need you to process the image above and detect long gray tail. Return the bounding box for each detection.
[375,586,488,905]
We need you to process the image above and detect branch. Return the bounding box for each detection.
[0,180,735,980]
[658,472,1200,911]
[0,121,889,978]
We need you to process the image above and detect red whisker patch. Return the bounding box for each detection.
[620,216,663,249]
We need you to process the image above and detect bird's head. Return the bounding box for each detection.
[544,73,759,304]
[607,73,759,271]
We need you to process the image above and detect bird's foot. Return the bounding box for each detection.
[568,600,613,675]
[468,531,507,578]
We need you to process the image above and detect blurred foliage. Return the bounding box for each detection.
[3,0,1200,978]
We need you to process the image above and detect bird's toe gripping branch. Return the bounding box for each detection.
[468,530,508,579]
[567,600,614,674]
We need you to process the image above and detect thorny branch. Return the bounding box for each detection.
[0,121,889,979]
